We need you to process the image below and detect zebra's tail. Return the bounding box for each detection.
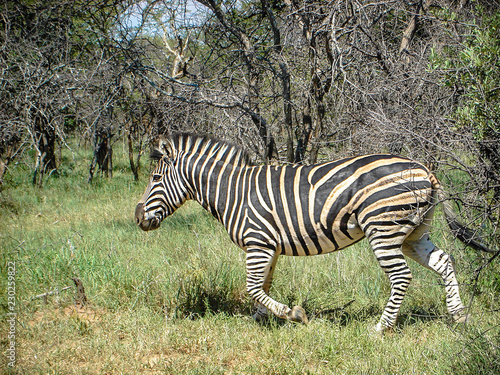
[430,173,497,254]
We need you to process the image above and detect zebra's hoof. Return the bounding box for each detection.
[374,322,384,332]
[453,312,472,324]
[374,322,388,333]
[288,306,308,324]
[373,322,393,335]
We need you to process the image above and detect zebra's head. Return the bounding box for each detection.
[135,136,188,231]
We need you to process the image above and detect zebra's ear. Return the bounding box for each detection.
[158,136,176,160]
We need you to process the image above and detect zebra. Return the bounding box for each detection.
[135,132,496,332]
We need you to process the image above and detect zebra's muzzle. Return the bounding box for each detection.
[135,203,162,231]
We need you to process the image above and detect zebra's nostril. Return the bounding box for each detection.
[135,203,145,225]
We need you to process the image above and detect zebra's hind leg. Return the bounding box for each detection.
[246,248,308,324]
[368,233,413,332]
[402,232,468,324]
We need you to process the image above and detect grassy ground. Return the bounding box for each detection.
[1,143,499,374]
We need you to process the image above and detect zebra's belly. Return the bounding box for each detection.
[278,221,365,256]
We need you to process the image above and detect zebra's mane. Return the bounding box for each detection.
[167,132,253,167]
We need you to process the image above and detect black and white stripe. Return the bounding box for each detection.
[135,133,495,331]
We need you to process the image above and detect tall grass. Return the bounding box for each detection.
[1,142,499,374]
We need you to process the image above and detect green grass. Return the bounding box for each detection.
[1,143,499,374]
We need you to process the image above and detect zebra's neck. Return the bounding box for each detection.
[178,149,249,228]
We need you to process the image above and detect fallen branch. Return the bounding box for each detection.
[32,286,72,304]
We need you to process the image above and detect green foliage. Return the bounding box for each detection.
[430,10,500,141]
[451,326,500,374]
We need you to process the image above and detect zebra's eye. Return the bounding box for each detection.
[152,174,162,182]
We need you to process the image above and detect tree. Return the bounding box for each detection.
[0,0,132,185]
[0,1,77,185]
[430,6,500,245]
[0,124,22,187]
[433,10,500,186]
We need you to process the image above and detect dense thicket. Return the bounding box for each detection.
[1,0,499,247]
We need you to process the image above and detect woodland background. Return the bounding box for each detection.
[1,0,499,238]
[1,1,500,373]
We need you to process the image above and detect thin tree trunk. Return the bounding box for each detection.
[0,159,7,186]
[128,130,140,181]
[89,127,113,182]
[295,99,313,163]
[32,119,57,187]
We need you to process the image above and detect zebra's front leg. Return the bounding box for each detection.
[246,248,308,324]
[252,251,278,322]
